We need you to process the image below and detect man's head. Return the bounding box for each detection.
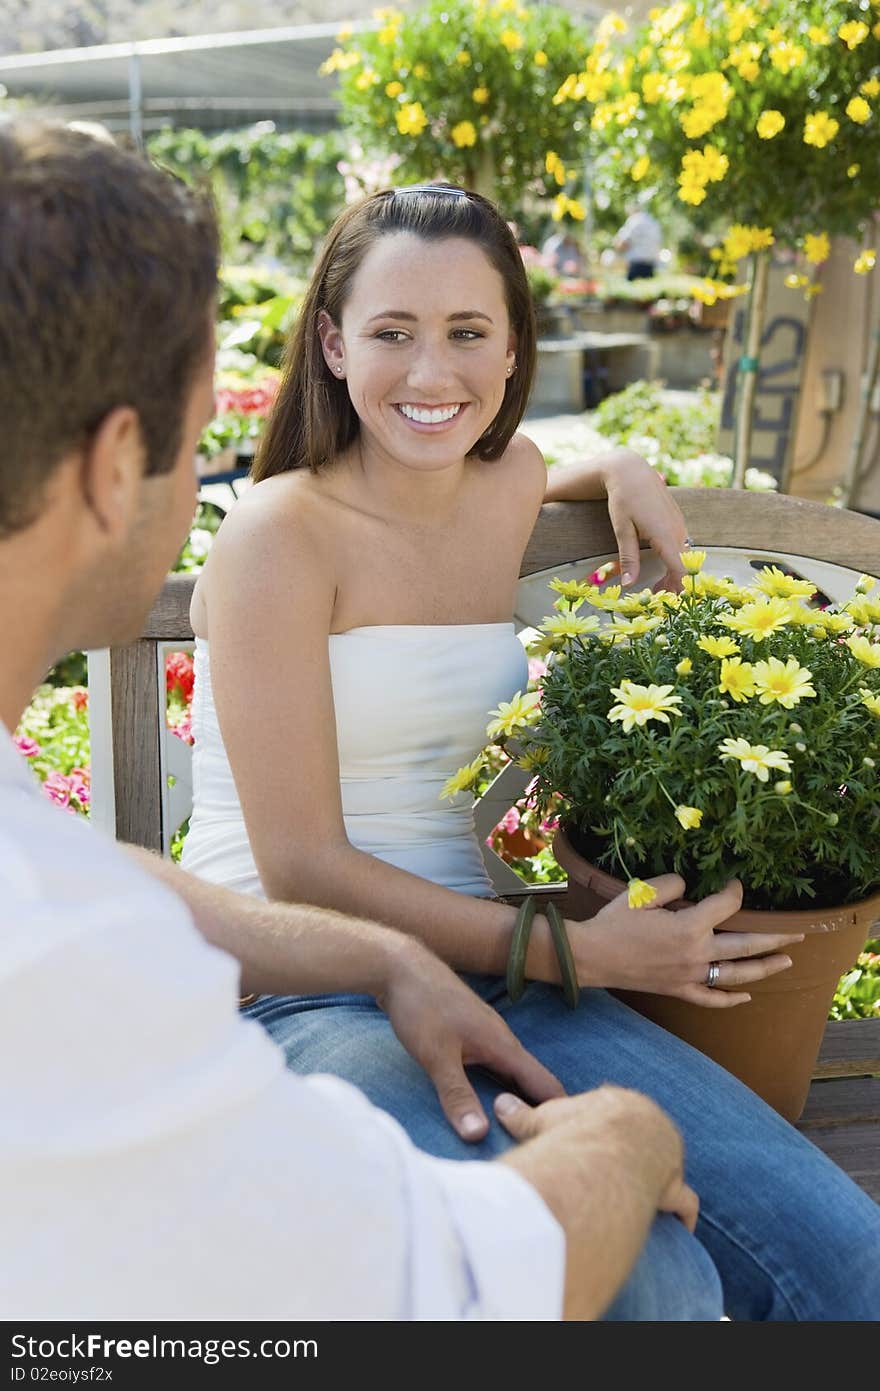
[0,121,218,652]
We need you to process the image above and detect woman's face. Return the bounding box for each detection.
[321,232,517,474]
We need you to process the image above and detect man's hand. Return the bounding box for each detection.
[376,940,565,1142]
[494,1086,698,1232]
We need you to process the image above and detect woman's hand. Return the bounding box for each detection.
[377,938,565,1141]
[567,875,806,1008]
[600,449,689,591]
[540,444,689,591]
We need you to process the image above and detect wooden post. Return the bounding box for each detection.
[840,327,880,508]
[730,248,771,490]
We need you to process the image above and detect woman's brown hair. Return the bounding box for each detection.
[252,184,536,481]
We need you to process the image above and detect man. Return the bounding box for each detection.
[0,121,711,1321]
[613,200,663,281]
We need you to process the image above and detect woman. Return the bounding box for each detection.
[183,185,879,1320]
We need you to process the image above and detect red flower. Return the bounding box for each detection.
[72,687,89,712]
[166,650,195,703]
[214,379,280,418]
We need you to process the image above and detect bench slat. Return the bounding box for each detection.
[814,1018,880,1078]
[798,1077,880,1127]
[795,1120,880,1202]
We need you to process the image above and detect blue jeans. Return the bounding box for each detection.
[246,978,880,1320]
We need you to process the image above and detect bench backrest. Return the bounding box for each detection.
[96,488,880,881]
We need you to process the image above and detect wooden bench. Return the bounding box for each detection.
[92,488,880,1201]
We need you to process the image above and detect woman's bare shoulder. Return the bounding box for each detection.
[485,430,548,508]
[195,471,337,626]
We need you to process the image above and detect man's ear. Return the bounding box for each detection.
[79,406,145,540]
[317,309,346,378]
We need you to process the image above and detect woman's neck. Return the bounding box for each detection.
[341,438,470,526]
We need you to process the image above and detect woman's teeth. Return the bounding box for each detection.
[398,404,462,424]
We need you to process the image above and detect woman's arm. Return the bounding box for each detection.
[539,443,689,591]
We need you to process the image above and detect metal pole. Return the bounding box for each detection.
[128,49,143,149]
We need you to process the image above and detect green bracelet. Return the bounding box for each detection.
[506,895,537,1003]
[546,901,580,1010]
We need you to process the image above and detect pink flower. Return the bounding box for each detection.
[495,807,521,837]
[14,735,41,758]
[70,766,91,786]
[171,711,194,746]
[68,776,90,808]
[42,771,71,809]
[528,657,548,686]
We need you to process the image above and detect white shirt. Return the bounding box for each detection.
[616,210,662,264]
[0,725,563,1320]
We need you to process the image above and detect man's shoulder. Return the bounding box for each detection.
[1,781,195,951]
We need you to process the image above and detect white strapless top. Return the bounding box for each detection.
[181,626,528,899]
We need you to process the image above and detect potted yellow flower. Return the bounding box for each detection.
[455,551,880,1119]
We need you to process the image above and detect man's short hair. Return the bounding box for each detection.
[0,121,219,537]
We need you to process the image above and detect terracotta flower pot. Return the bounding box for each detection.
[553,825,880,1123]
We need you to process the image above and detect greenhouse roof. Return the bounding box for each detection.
[0,22,369,133]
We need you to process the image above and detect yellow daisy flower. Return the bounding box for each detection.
[752,656,816,709]
[722,597,794,641]
[439,757,484,801]
[860,689,880,718]
[611,615,664,638]
[675,805,703,830]
[680,549,707,572]
[774,780,793,795]
[628,878,657,908]
[757,110,785,139]
[718,656,756,702]
[396,102,429,136]
[846,635,880,668]
[540,613,601,640]
[549,577,595,602]
[820,612,856,636]
[803,112,839,148]
[855,574,877,594]
[473,86,490,104]
[608,680,683,733]
[676,658,693,675]
[697,635,740,658]
[854,250,877,275]
[486,690,541,741]
[718,738,792,782]
[451,120,477,148]
[752,565,817,600]
[846,96,871,124]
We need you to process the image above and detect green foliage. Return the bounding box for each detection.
[173,502,226,574]
[594,379,718,458]
[521,570,880,910]
[147,126,347,272]
[327,0,593,207]
[524,260,560,305]
[585,380,775,489]
[45,651,87,688]
[576,0,880,247]
[830,939,880,1019]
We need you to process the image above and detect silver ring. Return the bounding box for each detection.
[705,962,720,988]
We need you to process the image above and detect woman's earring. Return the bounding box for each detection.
[335,365,344,375]
[507,362,515,376]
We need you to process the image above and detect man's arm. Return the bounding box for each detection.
[124,846,563,1140]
